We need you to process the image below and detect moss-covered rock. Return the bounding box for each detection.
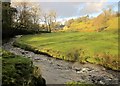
[2,50,46,86]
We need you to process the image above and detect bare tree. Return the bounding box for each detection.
[41,12,49,31]
[30,4,41,25]
[48,10,56,32]
[12,2,57,32]
[40,10,56,32]
[11,2,41,31]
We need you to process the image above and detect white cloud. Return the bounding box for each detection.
[77,0,108,15]
[10,0,118,21]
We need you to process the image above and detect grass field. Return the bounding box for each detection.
[14,31,119,70]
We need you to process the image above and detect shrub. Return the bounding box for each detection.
[2,50,46,86]
[66,48,87,63]
[66,81,95,86]
[94,52,119,70]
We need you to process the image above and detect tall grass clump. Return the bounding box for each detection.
[66,48,89,63]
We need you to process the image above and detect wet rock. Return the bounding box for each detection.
[57,64,61,67]
[102,67,106,71]
[73,67,81,72]
[34,58,41,60]
[91,76,102,83]
[34,57,41,60]
[15,35,22,38]
[99,80,105,84]
[76,71,81,74]
[47,57,52,61]
[81,68,89,72]
[80,75,87,80]
[67,66,72,70]
[57,67,62,70]
[21,51,25,54]
[76,67,93,74]
[72,62,81,70]
[50,61,53,64]
[21,51,29,55]
[90,75,118,85]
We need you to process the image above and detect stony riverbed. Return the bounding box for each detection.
[2,36,120,85]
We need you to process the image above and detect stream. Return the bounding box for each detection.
[2,36,120,85]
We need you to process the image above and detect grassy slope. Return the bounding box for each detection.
[63,16,119,32]
[14,31,119,70]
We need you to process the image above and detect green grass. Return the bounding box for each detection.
[66,81,95,86]
[2,49,46,86]
[2,50,33,86]
[14,31,119,70]
[63,14,119,32]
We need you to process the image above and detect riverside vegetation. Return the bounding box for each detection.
[13,10,120,71]
[14,31,119,71]
[1,49,46,86]
[2,1,120,85]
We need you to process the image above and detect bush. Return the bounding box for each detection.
[66,81,95,86]
[94,52,119,70]
[2,50,46,86]
[66,48,88,63]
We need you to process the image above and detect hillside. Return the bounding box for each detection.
[63,11,119,32]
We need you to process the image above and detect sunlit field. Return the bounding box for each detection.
[14,31,119,70]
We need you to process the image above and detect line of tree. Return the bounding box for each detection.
[2,1,57,39]
[2,2,17,38]
[12,2,57,32]
[64,8,119,32]
[40,10,56,32]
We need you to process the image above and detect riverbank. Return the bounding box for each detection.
[2,49,46,86]
[2,36,120,85]
[14,32,119,70]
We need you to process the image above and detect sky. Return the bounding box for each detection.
[10,0,119,23]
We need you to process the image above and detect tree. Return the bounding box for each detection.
[41,12,49,31]
[40,10,56,32]
[102,8,113,22]
[65,19,74,28]
[2,1,17,38]
[12,2,31,30]
[2,2,16,29]
[12,2,41,31]
[116,12,120,17]
[12,2,57,33]
[47,10,56,32]
[30,5,41,25]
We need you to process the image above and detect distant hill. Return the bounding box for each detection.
[62,10,119,32]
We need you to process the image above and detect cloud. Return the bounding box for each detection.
[77,0,108,15]
[39,2,82,18]
[11,0,119,19]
